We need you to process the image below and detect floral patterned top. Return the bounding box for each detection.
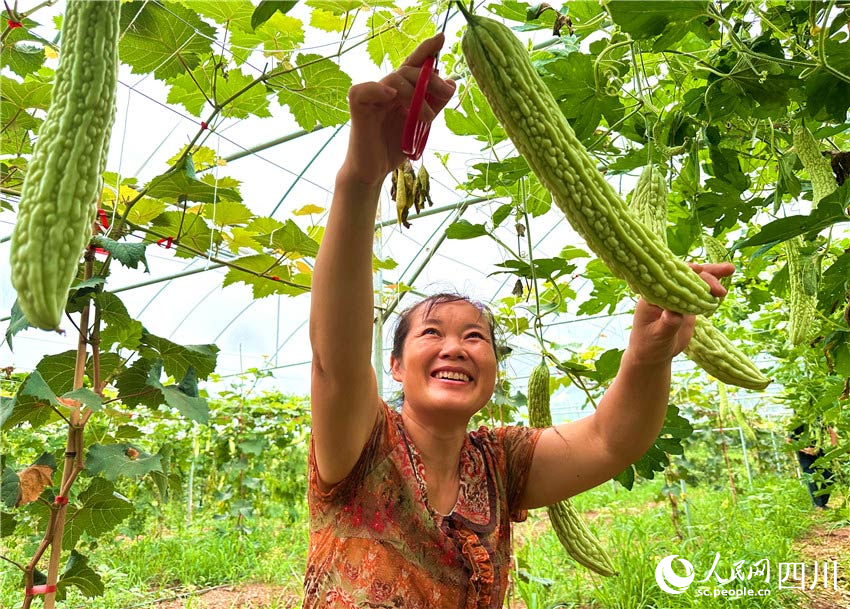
[304,401,543,609]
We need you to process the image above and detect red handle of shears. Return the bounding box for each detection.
[401,55,437,161]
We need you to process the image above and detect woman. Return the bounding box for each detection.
[306,33,733,608]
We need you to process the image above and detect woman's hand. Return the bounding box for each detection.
[627,262,735,366]
[341,33,456,186]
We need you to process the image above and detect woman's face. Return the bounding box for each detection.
[390,301,497,423]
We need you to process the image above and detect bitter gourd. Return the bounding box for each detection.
[702,235,732,291]
[684,317,771,390]
[527,360,617,577]
[10,0,120,330]
[627,167,769,390]
[630,164,668,238]
[784,125,836,345]
[459,10,719,316]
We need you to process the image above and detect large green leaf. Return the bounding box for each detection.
[0,18,46,77]
[96,292,144,351]
[274,53,352,130]
[222,255,309,298]
[445,84,507,145]
[146,157,242,204]
[606,1,710,39]
[1,371,60,431]
[114,359,209,423]
[61,478,133,550]
[167,64,271,119]
[366,9,435,68]
[56,551,105,600]
[91,236,149,272]
[86,444,163,482]
[733,185,850,250]
[119,2,216,80]
[138,332,219,380]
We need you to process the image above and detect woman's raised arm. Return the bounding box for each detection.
[309,34,456,488]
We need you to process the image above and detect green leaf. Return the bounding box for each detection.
[62,388,103,412]
[238,437,267,455]
[367,9,435,68]
[1,371,60,431]
[733,184,850,249]
[541,50,625,143]
[576,260,629,316]
[91,236,149,272]
[96,292,144,350]
[5,300,30,351]
[251,0,297,30]
[114,359,209,423]
[36,350,78,395]
[310,7,347,32]
[819,251,850,312]
[167,65,272,119]
[86,444,163,482]
[146,157,242,203]
[119,2,216,80]
[114,358,167,410]
[199,200,254,227]
[228,11,305,65]
[0,74,52,110]
[490,257,577,281]
[0,18,46,77]
[607,1,709,39]
[149,210,215,259]
[1,467,20,509]
[613,464,635,490]
[267,219,320,258]
[446,220,489,240]
[0,511,17,537]
[61,478,132,550]
[163,382,209,424]
[138,332,219,380]
[445,85,507,145]
[222,255,309,298]
[56,550,105,600]
[274,53,352,130]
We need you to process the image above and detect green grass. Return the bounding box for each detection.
[2,475,846,608]
[511,476,849,609]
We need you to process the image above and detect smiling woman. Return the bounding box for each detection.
[305,31,733,609]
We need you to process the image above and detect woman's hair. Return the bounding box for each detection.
[391,292,500,362]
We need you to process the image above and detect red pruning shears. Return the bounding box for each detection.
[401,6,452,160]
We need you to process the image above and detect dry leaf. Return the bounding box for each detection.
[16,465,54,507]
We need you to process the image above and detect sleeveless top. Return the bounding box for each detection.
[304,401,542,609]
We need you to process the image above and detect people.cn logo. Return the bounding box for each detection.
[655,555,696,595]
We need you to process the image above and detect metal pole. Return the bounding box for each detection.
[738,425,753,487]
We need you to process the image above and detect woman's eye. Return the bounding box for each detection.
[467,332,485,340]
[423,328,438,335]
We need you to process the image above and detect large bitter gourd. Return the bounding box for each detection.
[628,165,769,390]
[459,10,720,316]
[527,360,617,576]
[10,0,120,330]
[785,125,836,345]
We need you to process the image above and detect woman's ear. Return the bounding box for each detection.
[390,354,403,382]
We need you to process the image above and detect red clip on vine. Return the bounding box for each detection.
[97,209,110,229]
[25,585,57,596]
[53,495,68,506]
[7,17,21,27]
[200,121,208,130]
[157,236,174,249]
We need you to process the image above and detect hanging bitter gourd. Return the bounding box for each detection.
[628,166,770,390]
[702,235,732,291]
[785,125,836,345]
[10,0,120,330]
[527,360,617,577]
[458,8,720,316]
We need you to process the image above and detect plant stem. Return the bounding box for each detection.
[42,252,94,609]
